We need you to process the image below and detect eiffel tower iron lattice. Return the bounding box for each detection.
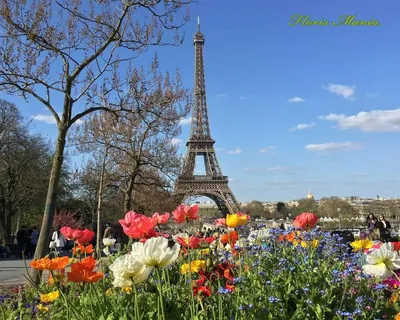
[174,18,240,216]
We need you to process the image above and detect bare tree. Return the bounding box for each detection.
[101,58,188,213]
[0,0,191,280]
[71,111,118,258]
[318,197,356,218]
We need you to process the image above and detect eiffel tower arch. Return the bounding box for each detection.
[174,18,240,216]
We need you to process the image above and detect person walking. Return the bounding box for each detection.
[377,215,391,242]
[16,226,28,259]
[103,223,114,239]
[366,214,379,240]
[30,226,39,257]
[49,227,66,255]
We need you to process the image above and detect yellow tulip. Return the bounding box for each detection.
[180,260,206,274]
[350,239,373,251]
[226,213,248,228]
[40,290,59,303]
[37,304,49,312]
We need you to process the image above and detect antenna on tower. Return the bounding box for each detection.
[197,15,200,32]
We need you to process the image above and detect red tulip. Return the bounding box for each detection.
[76,229,94,245]
[177,236,202,249]
[152,212,170,225]
[172,204,199,223]
[60,226,82,240]
[293,212,319,230]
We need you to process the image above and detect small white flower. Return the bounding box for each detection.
[248,228,270,244]
[103,238,116,247]
[172,232,189,242]
[131,237,180,267]
[109,254,152,287]
[362,243,400,279]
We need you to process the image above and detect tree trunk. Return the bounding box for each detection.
[15,209,22,240]
[123,177,134,213]
[0,215,12,244]
[95,147,108,259]
[31,126,67,284]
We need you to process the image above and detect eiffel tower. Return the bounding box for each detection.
[174,18,240,216]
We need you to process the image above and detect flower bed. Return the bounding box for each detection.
[1,209,399,319]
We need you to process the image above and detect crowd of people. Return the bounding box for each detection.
[15,225,39,259]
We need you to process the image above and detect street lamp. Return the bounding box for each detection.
[337,208,342,230]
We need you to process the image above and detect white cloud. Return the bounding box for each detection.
[228,178,234,182]
[322,83,355,100]
[179,117,192,125]
[319,109,400,132]
[215,148,225,152]
[171,138,184,145]
[289,123,315,131]
[265,166,293,172]
[305,141,362,152]
[288,96,305,103]
[217,93,227,98]
[349,172,369,176]
[32,114,57,124]
[245,166,294,173]
[32,114,83,125]
[259,146,275,153]
[239,96,245,101]
[227,147,242,154]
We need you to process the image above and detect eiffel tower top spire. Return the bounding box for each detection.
[190,17,211,141]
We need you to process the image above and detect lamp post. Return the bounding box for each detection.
[337,208,342,230]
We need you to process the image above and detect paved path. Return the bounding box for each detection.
[0,259,39,286]
[0,250,117,287]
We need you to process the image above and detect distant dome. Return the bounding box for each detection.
[307,190,314,199]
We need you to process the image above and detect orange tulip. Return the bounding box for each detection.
[67,257,103,283]
[72,244,94,256]
[30,256,69,271]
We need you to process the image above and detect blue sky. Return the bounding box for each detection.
[3,0,400,202]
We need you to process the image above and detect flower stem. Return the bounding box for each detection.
[133,284,141,319]
[155,267,166,320]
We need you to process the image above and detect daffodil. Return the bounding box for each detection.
[131,237,180,268]
[40,290,59,303]
[362,243,400,279]
[350,239,373,251]
[226,213,248,228]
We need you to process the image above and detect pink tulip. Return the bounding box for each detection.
[214,218,227,227]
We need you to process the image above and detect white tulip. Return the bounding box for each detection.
[103,238,116,247]
[131,237,180,267]
[362,243,400,279]
[109,254,152,287]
